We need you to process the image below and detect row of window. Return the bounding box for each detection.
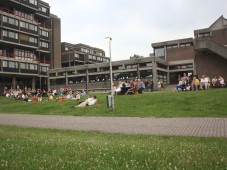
[88,55,106,61]
[3,16,49,37]
[155,43,193,57]
[50,71,167,85]
[166,43,192,49]
[3,16,18,26]
[64,47,104,57]
[169,64,193,70]
[2,61,48,72]
[22,0,38,5]
[3,30,18,39]
[3,15,37,31]
[2,30,49,48]
[81,48,104,56]
[20,21,37,31]
[50,63,154,77]
[19,34,37,43]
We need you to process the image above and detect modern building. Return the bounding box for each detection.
[47,15,227,91]
[152,15,227,84]
[61,42,109,68]
[0,0,61,94]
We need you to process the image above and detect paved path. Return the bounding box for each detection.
[0,114,226,137]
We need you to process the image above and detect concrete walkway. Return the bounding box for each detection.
[0,114,226,137]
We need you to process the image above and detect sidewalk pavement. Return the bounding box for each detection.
[0,114,226,137]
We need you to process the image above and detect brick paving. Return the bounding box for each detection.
[0,114,226,137]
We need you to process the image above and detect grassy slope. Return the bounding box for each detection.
[0,126,226,170]
[0,89,227,117]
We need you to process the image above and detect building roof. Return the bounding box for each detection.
[152,38,193,48]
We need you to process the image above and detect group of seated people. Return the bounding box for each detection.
[113,79,145,95]
[174,74,225,91]
[3,87,98,108]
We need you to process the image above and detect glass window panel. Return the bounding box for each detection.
[155,48,165,57]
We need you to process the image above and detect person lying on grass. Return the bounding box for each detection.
[72,95,97,108]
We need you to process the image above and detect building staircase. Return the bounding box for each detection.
[194,39,227,60]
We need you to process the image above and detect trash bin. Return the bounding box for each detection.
[106,95,112,108]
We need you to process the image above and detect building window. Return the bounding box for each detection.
[40,6,48,13]
[40,30,49,37]
[20,63,26,69]
[40,41,49,48]
[146,63,152,67]
[3,61,7,67]
[118,65,125,70]
[3,16,18,26]
[29,0,37,5]
[29,37,37,43]
[8,61,18,68]
[154,48,165,57]
[74,53,79,58]
[20,21,37,31]
[41,67,48,72]
[81,48,89,53]
[3,30,7,37]
[29,64,37,70]
[3,30,18,39]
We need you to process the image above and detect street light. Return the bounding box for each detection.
[105,37,114,111]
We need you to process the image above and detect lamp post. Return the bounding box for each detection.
[105,37,114,111]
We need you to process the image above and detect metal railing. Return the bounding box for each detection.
[0,53,50,64]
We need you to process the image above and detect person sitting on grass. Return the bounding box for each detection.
[48,93,54,101]
[71,91,81,100]
[72,95,97,108]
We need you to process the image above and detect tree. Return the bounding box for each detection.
[130,54,144,59]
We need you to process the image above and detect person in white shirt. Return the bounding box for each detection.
[200,75,208,90]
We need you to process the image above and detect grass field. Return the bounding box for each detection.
[0,126,226,170]
[0,89,227,117]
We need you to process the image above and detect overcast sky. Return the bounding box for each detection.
[47,0,227,61]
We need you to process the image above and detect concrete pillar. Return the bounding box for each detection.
[137,62,140,79]
[193,60,197,75]
[12,76,16,89]
[32,77,36,90]
[167,66,170,84]
[65,72,68,86]
[47,77,50,90]
[152,59,158,90]
[86,66,89,92]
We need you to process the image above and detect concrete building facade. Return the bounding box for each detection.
[0,0,61,94]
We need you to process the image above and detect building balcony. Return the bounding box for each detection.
[0,7,39,23]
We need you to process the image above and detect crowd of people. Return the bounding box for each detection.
[113,79,154,95]
[174,74,225,92]
[2,74,225,105]
[3,87,98,108]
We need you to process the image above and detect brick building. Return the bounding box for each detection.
[0,0,61,94]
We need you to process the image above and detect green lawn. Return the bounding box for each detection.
[0,89,227,117]
[0,126,226,170]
